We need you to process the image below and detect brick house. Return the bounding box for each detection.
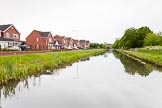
[26,30,54,50]
[73,39,80,49]
[79,40,86,49]
[53,35,66,49]
[0,24,21,49]
[86,40,90,49]
[65,37,74,49]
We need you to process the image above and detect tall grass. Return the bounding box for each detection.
[0,49,105,84]
[116,48,162,67]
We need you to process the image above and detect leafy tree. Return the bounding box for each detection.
[144,33,162,46]
[120,27,137,48]
[21,41,26,45]
[90,43,107,49]
[112,26,153,49]
[136,26,153,47]
[112,40,121,49]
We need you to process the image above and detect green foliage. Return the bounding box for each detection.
[0,49,105,84]
[136,26,153,47]
[120,27,137,48]
[112,40,120,49]
[144,33,162,46]
[113,26,153,49]
[117,49,162,67]
[90,43,107,49]
[113,51,156,76]
[2,48,10,51]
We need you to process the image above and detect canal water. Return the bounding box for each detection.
[1,51,162,108]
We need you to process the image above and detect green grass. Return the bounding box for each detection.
[116,47,162,67]
[0,49,105,84]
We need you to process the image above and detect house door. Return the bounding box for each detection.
[36,45,39,50]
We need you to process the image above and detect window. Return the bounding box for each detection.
[36,45,39,49]
[48,44,51,48]
[36,38,39,42]
[8,42,13,46]
[6,32,10,38]
[13,34,19,38]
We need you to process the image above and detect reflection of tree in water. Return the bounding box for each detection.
[113,51,162,77]
[0,67,64,103]
[0,79,30,99]
[80,57,90,62]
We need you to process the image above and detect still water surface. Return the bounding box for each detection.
[1,51,162,108]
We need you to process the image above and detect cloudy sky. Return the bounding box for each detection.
[0,0,162,43]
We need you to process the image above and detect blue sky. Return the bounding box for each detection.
[1,0,162,43]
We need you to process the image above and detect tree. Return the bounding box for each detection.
[120,27,137,48]
[112,26,153,49]
[136,26,153,47]
[144,33,161,46]
[21,41,26,45]
[112,40,120,49]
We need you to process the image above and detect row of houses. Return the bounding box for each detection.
[0,24,90,51]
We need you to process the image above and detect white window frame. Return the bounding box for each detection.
[13,34,19,38]
[36,38,39,42]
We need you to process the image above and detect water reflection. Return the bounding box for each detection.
[79,57,90,62]
[0,57,84,101]
[113,51,162,76]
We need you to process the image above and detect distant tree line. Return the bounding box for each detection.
[112,26,162,49]
[90,43,107,49]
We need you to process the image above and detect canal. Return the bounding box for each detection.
[1,51,162,108]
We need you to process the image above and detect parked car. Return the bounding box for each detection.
[18,45,30,51]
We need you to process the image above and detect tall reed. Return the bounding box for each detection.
[0,49,105,84]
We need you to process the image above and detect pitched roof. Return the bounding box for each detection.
[79,40,86,43]
[73,40,79,44]
[54,35,65,40]
[86,40,90,43]
[65,37,72,41]
[35,30,50,38]
[0,37,15,41]
[0,24,12,31]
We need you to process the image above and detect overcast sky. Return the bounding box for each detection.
[1,0,162,43]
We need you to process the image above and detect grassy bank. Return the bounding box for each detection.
[0,49,105,84]
[115,46,162,67]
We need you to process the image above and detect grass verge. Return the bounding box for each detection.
[0,49,105,84]
[115,48,162,67]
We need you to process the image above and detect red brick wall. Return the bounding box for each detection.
[26,31,47,50]
[3,26,20,41]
